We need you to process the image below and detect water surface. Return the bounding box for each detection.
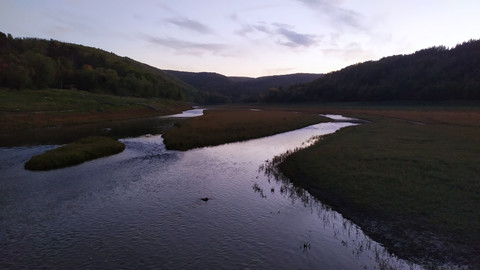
[0,118,421,269]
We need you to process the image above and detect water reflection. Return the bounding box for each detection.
[320,114,357,121]
[1,118,436,269]
[163,108,205,118]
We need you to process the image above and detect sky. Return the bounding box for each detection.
[1,0,479,77]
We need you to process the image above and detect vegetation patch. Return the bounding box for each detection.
[262,39,480,102]
[279,113,480,266]
[25,136,125,171]
[163,109,329,151]
[0,32,194,100]
[0,88,192,132]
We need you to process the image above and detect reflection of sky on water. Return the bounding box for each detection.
[164,108,205,118]
[320,114,357,121]
[0,118,428,269]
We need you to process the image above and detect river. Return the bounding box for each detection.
[0,110,421,269]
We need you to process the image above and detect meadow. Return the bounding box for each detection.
[0,88,191,131]
[163,109,329,151]
[25,136,125,171]
[273,106,480,266]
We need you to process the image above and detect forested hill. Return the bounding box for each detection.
[164,70,322,103]
[264,39,480,102]
[0,32,196,100]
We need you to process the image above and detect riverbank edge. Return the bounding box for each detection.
[278,121,479,268]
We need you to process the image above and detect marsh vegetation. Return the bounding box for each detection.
[163,109,329,151]
[25,136,125,170]
[276,108,480,266]
[0,88,191,132]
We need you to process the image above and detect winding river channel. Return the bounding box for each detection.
[0,110,423,269]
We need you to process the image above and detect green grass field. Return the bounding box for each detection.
[279,113,480,266]
[0,88,191,131]
[0,88,171,112]
[25,136,125,171]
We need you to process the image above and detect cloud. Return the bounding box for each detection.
[276,28,318,48]
[294,0,364,30]
[157,3,177,14]
[233,19,320,48]
[145,36,236,57]
[231,14,255,36]
[234,24,255,36]
[166,18,215,35]
[253,24,272,34]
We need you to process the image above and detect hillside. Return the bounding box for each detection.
[264,39,480,102]
[164,70,322,103]
[0,32,197,100]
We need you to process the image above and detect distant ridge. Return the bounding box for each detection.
[5,32,477,104]
[164,70,323,103]
[263,39,480,102]
[0,32,196,100]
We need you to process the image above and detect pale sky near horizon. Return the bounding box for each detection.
[1,0,479,77]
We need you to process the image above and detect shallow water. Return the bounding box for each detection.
[0,116,422,269]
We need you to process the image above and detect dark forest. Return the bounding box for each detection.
[263,39,480,102]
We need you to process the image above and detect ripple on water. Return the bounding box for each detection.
[0,121,425,269]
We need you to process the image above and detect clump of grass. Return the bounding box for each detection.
[25,136,125,171]
[163,109,329,151]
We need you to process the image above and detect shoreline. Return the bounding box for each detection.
[278,116,480,268]
[281,163,476,267]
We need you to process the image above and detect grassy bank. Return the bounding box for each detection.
[279,113,480,266]
[25,136,125,171]
[222,101,480,126]
[163,109,329,151]
[0,88,191,131]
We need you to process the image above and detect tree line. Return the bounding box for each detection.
[164,70,322,103]
[0,32,193,100]
[3,31,478,104]
[263,39,480,102]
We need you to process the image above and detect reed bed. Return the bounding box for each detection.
[25,136,125,171]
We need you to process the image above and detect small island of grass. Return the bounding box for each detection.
[163,109,329,151]
[25,136,125,171]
